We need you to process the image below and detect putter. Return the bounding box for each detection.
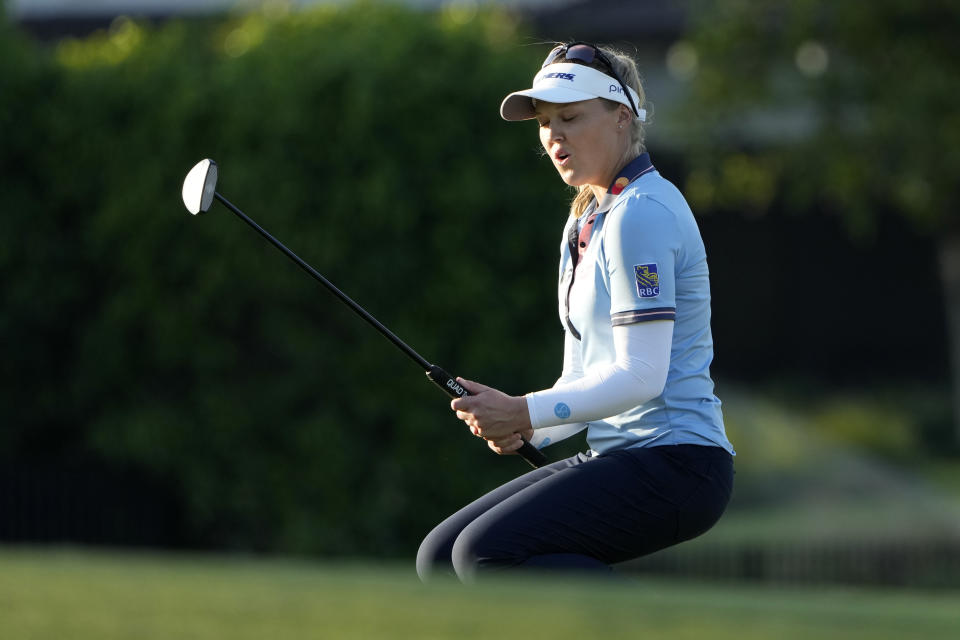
[182,159,548,469]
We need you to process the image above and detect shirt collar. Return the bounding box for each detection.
[595,153,655,213]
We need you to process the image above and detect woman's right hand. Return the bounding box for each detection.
[483,428,535,456]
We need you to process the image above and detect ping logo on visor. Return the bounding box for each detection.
[501,61,647,122]
[634,263,660,298]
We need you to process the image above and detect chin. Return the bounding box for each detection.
[556,169,583,187]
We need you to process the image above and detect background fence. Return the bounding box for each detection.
[628,539,960,589]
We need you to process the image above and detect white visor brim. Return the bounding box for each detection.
[501,87,605,121]
[499,63,644,122]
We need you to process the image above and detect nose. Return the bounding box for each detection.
[542,122,564,145]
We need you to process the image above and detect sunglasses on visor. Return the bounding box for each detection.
[542,42,641,119]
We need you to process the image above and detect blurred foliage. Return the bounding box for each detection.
[810,396,917,461]
[716,384,960,545]
[3,0,955,557]
[807,386,952,461]
[737,381,955,463]
[679,0,959,238]
[676,0,958,455]
[0,2,570,555]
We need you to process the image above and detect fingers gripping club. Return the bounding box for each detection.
[427,366,547,468]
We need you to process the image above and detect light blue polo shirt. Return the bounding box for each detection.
[557,154,733,455]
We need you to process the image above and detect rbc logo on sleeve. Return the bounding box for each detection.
[634,263,660,298]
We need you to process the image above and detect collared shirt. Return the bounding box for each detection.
[556,153,732,454]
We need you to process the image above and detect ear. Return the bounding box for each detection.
[617,105,633,127]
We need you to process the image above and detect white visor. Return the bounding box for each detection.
[500,63,645,122]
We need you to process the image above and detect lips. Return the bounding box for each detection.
[553,149,571,166]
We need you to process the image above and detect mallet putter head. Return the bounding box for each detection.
[182,159,219,215]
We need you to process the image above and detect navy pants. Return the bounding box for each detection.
[416,444,733,582]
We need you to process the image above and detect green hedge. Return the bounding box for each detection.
[1,3,578,554]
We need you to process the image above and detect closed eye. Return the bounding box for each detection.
[538,115,576,127]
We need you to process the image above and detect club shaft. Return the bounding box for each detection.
[212,191,547,469]
[214,192,431,371]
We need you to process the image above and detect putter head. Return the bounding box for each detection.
[182,159,218,215]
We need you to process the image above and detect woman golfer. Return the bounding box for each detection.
[417,42,734,581]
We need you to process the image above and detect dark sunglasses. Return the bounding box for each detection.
[542,41,641,119]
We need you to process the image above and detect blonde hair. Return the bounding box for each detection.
[549,45,648,218]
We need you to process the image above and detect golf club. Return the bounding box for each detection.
[182,159,548,469]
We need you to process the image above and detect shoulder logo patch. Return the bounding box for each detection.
[634,263,660,298]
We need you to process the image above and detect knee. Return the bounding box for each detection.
[450,521,516,583]
[419,524,492,584]
[416,527,454,583]
[450,528,480,583]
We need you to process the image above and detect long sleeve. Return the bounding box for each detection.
[527,330,590,449]
[526,320,672,433]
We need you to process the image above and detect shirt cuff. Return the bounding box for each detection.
[611,307,676,326]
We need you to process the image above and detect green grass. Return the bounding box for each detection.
[1,548,958,639]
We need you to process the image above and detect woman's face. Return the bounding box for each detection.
[535,99,628,191]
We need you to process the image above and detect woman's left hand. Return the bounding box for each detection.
[450,377,532,441]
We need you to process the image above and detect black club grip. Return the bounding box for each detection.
[426,365,548,469]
